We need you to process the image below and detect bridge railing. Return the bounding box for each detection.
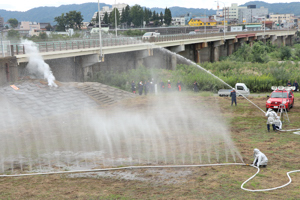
[6,30,295,57]
[0,41,11,57]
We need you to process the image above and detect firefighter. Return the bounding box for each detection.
[253,148,268,168]
[138,81,143,95]
[131,80,136,94]
[265,108,277,132]
[230,89,237,106]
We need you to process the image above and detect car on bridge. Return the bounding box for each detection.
[142,32,160,39]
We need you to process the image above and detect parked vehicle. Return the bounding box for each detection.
[142,32,160,39]
[218,83,250,97]
[266,87,294,112]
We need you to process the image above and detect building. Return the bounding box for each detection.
[171,17,185,26]
[268,14,294,28]
[184,13,192,25]
[245,24,262,31]
[238,5,268,24]
[216,4,246,23]
[40,23,51,31]
[15,21,44,37]
[92,3,128,21]
[188,17,217,27]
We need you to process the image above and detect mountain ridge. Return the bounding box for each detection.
[0,1,299,25]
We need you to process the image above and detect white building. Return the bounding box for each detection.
[92,3,128,21]
[171,17,185,26]
[216,4,246,22]
[16,21,42,37]
[238,5,268,24]
[269,14,294,28]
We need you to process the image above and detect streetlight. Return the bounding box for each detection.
[260,16,266,38]
[0,31,4,57]
[97,0,103,60]
[114,0,117,37]
[215,1,226,41]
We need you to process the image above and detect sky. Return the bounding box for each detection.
[0,0,299,12]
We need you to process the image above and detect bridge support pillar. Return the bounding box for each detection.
[286,35,293,46]
[282,36,286,46]
[171,54,177,70]
[271,35,277,45]
[0,57,18,86]
[214,46,219,62]
[135,58,144,69]
[213,41,224,62]
[195,42,210,63]
[227,39,235,56]
[78,54,99,81]
[198,48,211,63]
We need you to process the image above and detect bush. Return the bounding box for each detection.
[279,46,292,60]
[121,30,146,36]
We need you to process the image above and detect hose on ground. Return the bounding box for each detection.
[241,164,300,192]
[1,163,299,192]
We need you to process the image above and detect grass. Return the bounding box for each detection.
[1,92,300,199]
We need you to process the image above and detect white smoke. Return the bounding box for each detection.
[22,39,57,87]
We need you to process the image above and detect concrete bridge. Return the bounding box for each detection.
[0,30,297,86]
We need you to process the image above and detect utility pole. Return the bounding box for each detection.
[97,0,103,59]
[0,31,4,57]
[114,0,117,37]
[205,9,206,34]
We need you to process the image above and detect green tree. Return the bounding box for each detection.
[164,8,172,26]
[152,11,157,21]
[280,46,292,60]
[110,8,120,27]
[7,29,20,40]
[54,11,83,31]
[160,12,164,23]
[232,43,252,62]
[8,18,18,28]
[45,24,53,31]
[251,41,269,63]
[39,32,48,40]
[65,10,83,30]
[130,5,144,27]
[121,5,131,26]
[54,13,67,31]
[143,8,150,24]
[103,12,109,24]
[294,44,300,60]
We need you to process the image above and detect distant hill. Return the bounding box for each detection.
[0,1,300,25]
[0,3,111,24]
[151,7,216,18]
[241,1,300,15]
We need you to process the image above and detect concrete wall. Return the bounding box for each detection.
[0,57,18,86]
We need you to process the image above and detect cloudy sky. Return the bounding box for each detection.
[1,0,298,11]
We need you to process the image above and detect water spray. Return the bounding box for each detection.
[2,38,299,193]
[21,40,58,87]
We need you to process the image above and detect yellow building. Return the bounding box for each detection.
[188,17,217,27]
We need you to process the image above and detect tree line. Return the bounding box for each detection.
[93,5,172,27]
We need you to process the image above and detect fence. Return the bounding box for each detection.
[6,30,294,56]
[0,40,11,57]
